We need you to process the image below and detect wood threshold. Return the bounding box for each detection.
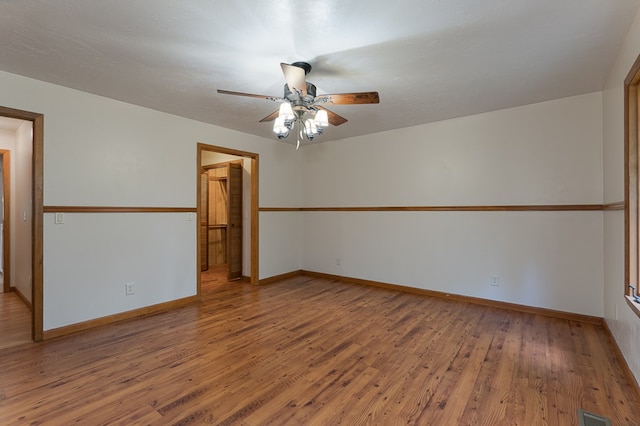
[43,295,199,340]
[292,270,603,325]
[43,206,196,213]
[260,204,605,212]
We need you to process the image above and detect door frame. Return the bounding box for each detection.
[0,150,10,294]
[0,105,44,341]
[197,143,259,292]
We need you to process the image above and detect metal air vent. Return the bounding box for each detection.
[577,409,612,426]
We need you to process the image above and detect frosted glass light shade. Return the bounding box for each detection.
[273,115,289,138]
[278,102,294,120]
[314,109,329,127]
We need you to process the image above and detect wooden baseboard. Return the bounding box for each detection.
[10,286,32,311]
[259,270,303,285]
[43,295,199,340]
[295,270,603,325]
[602,319,640,401]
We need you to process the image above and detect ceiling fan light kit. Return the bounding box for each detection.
[217,61,380,148]
[272,104,326,143]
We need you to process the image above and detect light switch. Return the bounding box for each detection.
[54,212,64,224]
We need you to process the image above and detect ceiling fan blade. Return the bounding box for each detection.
[259,110,280,123]
[315,92,380,105]
[316,106,348,126]
[280,63,307,96]
[217,89,282,101]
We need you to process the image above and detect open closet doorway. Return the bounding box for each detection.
[201,160,243,280]
[197,144,259,293]
[0,106,44,344]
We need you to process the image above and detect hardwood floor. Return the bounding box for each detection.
[0,272,638,425]
[0,291,31,350]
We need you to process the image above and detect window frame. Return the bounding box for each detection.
[624,53,640,318]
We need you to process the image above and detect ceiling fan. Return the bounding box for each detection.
[217,61,380,147]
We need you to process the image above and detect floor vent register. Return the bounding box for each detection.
[577,409,612,426]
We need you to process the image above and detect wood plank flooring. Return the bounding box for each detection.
[0,271,638,425]
[0,291,31,350]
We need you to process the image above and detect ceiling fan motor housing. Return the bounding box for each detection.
[284,82,317,109]
[291,61,312,75]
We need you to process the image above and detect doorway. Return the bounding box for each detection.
[201,160,243,280]
[197,143,259,294]
[0,106,43,342]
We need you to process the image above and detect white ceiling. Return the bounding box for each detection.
[0,0,638,143]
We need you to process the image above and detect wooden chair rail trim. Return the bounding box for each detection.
[602,319,640,401]
[43,206,197,213]
[604,201,626,210]
[43,204,621,214]
[270,269,604,325]
[260,204,609,212]
[42,295,199,340]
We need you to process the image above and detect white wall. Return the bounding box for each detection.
[0,70,302,330]
[603,9,640,383]
[14,121,32,302]
[43,212,196,328]
[301,92,604,316]
[302,93,603,207]
[258,143,303,279]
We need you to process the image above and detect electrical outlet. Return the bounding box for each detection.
[336,258,341,266]
[125,282,135,295]
[490,276,500,287]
